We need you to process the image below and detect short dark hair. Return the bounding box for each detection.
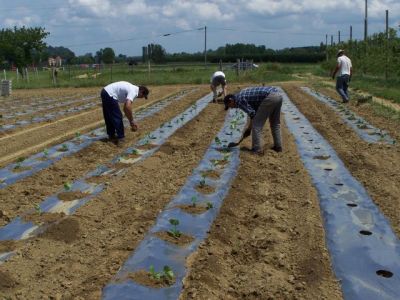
[139,85,149,99]
[224,94,235,110]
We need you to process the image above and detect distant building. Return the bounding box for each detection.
[48,56,62,67]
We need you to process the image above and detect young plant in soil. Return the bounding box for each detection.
[59,144,69,152]
[214,136,221,146]
[43,148,49,157]
[199,174,206,188]
[191,196,197,207]
[206,202,214,210]
[148,265,175,283]
[131,148,139,155]
[34,204,42,215]
[63,182,72,191]
[168,218,181,238]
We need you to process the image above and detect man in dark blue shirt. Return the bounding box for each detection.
[224,86,283,154]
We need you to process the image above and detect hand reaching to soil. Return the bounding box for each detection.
[131,123,138,132]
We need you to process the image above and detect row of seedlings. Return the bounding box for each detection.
[0,92,213,263]
[102,108,247,300]
[280,88,400,300]
[0,89,198,189]
[301,87,395,145]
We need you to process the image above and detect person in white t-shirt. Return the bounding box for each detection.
[210,71,227,103]
[331,49,353,103]
[100,81,149,144]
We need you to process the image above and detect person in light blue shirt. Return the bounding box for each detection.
[224,86,282,154]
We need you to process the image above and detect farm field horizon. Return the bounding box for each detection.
[0,74,399,299]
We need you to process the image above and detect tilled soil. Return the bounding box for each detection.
[181,117,342,300]
[0,85,192,166]
[0,92,228,299]
[282,84,400,237]
[0,86,209,225]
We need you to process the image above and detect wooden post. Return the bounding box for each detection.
[385,10,389,80]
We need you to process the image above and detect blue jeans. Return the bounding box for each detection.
[101,89,124,139]
[336,74,350,102]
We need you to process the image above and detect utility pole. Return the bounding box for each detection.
[364,0,368,41]
[338,30,341,44]
[331,35,333,46]
[325,34,328,61]
[385,10,389,80]
[350,26,352,42]
[204,26,207,66]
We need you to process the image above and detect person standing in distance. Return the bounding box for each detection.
[210,70,227,103]
[224,86,283,155]
[331,49,352,103]
[100,81,149,144]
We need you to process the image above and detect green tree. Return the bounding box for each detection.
[0,26,49,72]
[102,47,115,64]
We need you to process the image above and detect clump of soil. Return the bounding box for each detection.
[176,204,210,215]
[195,184,215,194]
[22,212,65,225]
[154,230,194,246]
[200,169,220,180]
[12,166,32,173]
[126,270,175,288]
[0,240,21,253]
[313,155,331,160]
[58,191,89,201]
[0,270,17,289]
[210,159,229,168]
[39,217,80,243]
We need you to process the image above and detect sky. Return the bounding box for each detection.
[1,0,399,57]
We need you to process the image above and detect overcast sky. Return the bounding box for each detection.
[1,0,399,56]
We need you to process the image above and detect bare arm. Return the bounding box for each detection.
[123,100,138,131]
[331,64,339,79]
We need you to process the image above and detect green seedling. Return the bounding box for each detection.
[214,137,221,146]
[160,123,165,128]
[60,144,68,151]
[168,218,181,238]
[43,148,49,156]
[191,196,197,207]
[64,182,72,191]
[223,153,230,161]
[131,149,139,155]
[199,174,206,187]
[206,202,214,210]
[34,203,42,215]
[16,157,26,163]
[149,265,175,282]
[75,131,81,138]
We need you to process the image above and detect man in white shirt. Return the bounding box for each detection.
[210,70,227,103]
[100,81,149,144]
[331,49,353,103]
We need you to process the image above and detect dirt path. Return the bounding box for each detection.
[180,116,342,299]
[282,84,400,238]
[0,88,209,226]
[0,95,228,299]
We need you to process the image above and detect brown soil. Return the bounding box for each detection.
[195,184,216,194]
[57,191,90,201]
[153,231,195,246]
[0,240,22,253]
[22,212,65,225]
[176,204,210,215]
[12,166,32,173]
[125,270,175,288]
[181,113,343,300]
[0,85,194,167]
[0,90,228,299]
[282,83,400,237]
[200,169,220,179]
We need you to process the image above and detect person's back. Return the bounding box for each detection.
[338,55,352,76]
[104,81,139,103]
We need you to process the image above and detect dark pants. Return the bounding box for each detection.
[336,74,350,102]
[101,89,124,139]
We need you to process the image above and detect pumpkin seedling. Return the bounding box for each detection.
[199,174,206,187]
[148,265,175,282]
[43,148,49,156]
[191,196,197,207]
[131,148,139,155]
[214,137,221,146]
[60,144,68,151]
[168,218,181,238]
[64,182,72,191]
[206,202,213,210]
[34,203,42,215]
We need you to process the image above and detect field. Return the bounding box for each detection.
[0,70,399,299]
